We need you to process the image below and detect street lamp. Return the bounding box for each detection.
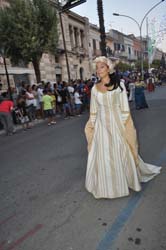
[0,48,12,100]
[113,0,165,78]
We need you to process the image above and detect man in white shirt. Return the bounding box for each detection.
[74,88,82,116]
[37,84,43,118]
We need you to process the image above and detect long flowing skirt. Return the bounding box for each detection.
[85,110,161,199]
[135,87,148,109]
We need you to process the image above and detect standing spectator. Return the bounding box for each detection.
[45,82,53,93]
[61,83,71,119]
[0,94,15,135]
[83,82,91,110]
[74,88,82,116]
[11,87,18,124]
[25,85,36,122]
[54,83,63,115]
[42,90,56,126]
[37,83,43,118]
[11,87,18,106]
[128,81,135,102]
[31,84,38,119]
[48,90,56,116]
[147,75,155,92]
[19,81,27,96]
[67,82,75,116]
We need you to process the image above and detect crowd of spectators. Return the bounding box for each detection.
[0,68,165,136]
[0,78,95,135]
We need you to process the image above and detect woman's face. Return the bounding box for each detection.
[96,62,110,79]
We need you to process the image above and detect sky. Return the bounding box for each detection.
[71,0,166,52]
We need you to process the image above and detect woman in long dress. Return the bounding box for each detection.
[135,77,148,110]
[85,56,161,199]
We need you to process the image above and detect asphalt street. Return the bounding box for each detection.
[0,85,166,250]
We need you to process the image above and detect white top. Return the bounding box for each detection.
[37,88,43,102]
[68,86,74,93]
[74,92,82,104]
[26,92,35,106]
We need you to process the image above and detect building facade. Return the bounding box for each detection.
[0,0,165,89]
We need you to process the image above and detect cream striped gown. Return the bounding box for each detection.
[85,82,161,199]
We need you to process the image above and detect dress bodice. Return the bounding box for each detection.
[93,84,122,110]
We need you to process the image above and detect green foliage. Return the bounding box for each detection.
[116,61,130,72]
[151,59,160,69]
[134,60,149,71]
[0,0,58,64]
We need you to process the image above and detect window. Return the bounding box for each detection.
[93,39,97,54]
[74,27,78,47]
[121,45,125,51]
[128,47,131,55]
[80,30,84,48]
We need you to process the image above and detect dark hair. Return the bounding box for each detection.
[104,72,123,91]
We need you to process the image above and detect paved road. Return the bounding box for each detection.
[0,86,166,250]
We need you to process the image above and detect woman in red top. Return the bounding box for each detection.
[0,95,15,135]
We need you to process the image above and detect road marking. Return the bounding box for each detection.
[97,149,166,250]
[6,224,43,250]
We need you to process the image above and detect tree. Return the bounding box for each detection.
[135,60,149,71]
[151,59,161,69]
[0,0,58,83]
[116,61,131,72]
[97,0,106,56]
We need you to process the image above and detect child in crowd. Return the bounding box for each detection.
[42,90,56,126]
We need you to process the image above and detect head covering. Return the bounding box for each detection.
[93,56,115,74]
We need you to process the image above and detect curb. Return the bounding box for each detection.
[0,119,45,136]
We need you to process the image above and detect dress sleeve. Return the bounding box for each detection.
[89,86,98,126]
[119,81,130,125]
[120,82,139,165]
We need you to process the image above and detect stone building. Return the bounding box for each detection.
[55,11,92,81]
[1,0,164,88]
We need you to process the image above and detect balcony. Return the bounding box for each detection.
[71,46,87,57]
